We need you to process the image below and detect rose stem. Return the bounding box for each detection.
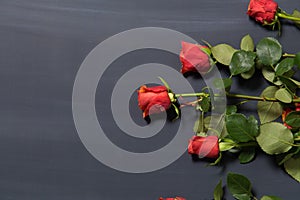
[234,141,258,148]
[226,93,300,102]
[277,12,300,21]
[282,53,296,58]
[175,92,209,98]
[294,136,300,141]
[175,93,300,103]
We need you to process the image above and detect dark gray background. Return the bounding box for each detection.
[0,0,300,199]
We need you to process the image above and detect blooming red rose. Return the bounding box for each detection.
[138,85,171,119]
[159,197,186,200]
[180,41,211,75]
[188,135,219,158]
[247,0,278,24]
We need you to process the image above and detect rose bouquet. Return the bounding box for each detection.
[137,34,300,184]
[135,1,300,199]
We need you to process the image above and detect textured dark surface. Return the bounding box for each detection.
[0,0,300,199]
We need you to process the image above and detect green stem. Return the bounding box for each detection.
[207,128,221,135]
[175,93,209,98]
[175,92,300,103]
[227,93,300,103]
[277,12,300,21]
[234,141,258,148]
[201,112,204,132]
[294,137,300,141]
[236,100,250,106]
[282,53,296,58]
[252,196,259,200]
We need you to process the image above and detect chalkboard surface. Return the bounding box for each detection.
[0,0,299,199]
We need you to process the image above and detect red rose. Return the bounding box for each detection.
[247,0,278,24]
[296,103,300,111]
[188,135,219,158]
[138,85,171,119]
[282,108,292,129]
[282,103,300,129]
[159,197,186,200]
[180,41,211,75]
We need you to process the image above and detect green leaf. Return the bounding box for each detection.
[229,50,256,76]
[275,58,294,76]
[278,76,298,93]
[292,9,300,28]
[261,195,282,200]
[285,111,300,128]
[289,77,300,87]
[227,173,252,200]
[248,115,259,137]
[295,52,300,69]
[239,148,256,164]
[257,86,282,124]
[211,44,237,65]
[233,194,251,200]
[282,69,295,78]
[277,147,300,166]
[262,66,282,86]
[240,34,254,52]
[241,67,255,80]
[274,88,292,103]
[226,105,237,115]
[284,156,300,182]
[197,96,211,112]
[213,179,223,200]
[257,122,294,155]
[226,114,259,142]
[256,37,282,66]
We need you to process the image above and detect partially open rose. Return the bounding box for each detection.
[138,85,171,119]
[159,197,186,200]
[188,135,219,159]
[247,0,278,24]
[180,41,211,75]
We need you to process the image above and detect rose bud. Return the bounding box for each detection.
[180,41,211,75]
[282,107,292,129]
[159,197,186,200]
[138,85,180,123]
[188,135,219,159]
[247,0,278,24]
